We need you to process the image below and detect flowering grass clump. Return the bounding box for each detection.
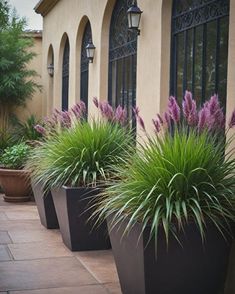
[28,120,134,191]
[34,102,86,139]
[94,92,235,246]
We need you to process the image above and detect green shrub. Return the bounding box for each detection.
[27,120,134,190]
[0,142,31,169]
[95,128,235,245]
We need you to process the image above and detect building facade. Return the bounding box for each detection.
[34,0,235,290]
[35,0,235,133]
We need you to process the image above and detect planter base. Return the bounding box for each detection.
[52,186,111,251]
[3,195,31,202]
[32,182,59,229]
[108,215,232,294]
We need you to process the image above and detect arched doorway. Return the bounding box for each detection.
[108,0,138,124]
[62,38,70,110]
[80,21,92,114]
[170,0,230,108]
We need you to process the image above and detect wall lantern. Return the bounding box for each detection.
[86,39,96,63]
[47,63,54,77]
[127,0,143,35]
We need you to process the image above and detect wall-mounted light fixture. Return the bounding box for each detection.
[127,0,143,35]
[47,63,54,77]
[86,39,96,63]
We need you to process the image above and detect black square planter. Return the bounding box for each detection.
[107,215,232,294]
[32,182,59,229]
[51,186,111,251]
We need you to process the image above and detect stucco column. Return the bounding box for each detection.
[136,0,172,136]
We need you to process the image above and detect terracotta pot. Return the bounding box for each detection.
[0,168,31,202]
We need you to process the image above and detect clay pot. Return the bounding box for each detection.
[0,168,31,202]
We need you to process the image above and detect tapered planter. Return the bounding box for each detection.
[0,169,31,202]
[31,182,59,229]
[51,186,111,251]
[107,215,232,294]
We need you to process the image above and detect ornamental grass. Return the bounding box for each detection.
[94,92,235,245]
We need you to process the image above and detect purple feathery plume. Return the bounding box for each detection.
[168,96,180,122]
[71,104,82,119]
[93,97,99,108]
[164,112,171,128]
[229,110,235,129]
[152,118,161,133]
[182,91,198,126]
[137,115,146,132]
[157,114,164,125]
[198,107,209,132]
[207,95,220,115]
[60,111,72,128]
[34,125,46,135]
[115,105,127,125]
[99,102,114,121]
[79,101,86,114]
[182,91,193,118]
[204,95,225,131]
[133,107,140,117]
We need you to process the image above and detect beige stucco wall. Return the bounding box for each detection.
[15,34,43,121]
[40,0,173,132]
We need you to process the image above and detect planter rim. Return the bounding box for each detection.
[107,212,234,232]
[0,168,29,176]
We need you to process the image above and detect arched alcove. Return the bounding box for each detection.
[59,33,70,110]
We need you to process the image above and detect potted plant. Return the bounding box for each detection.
[0,142,32,202]
[27,103,86,229]
[94,92,235,294]
[28,101,134,251]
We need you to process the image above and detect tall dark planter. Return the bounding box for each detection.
[31,182,59,229]
[107,215,232,294]
[51,186,111,251]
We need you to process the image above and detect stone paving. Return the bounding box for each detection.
[0,195,121,294]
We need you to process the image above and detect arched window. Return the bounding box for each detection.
[62,38,70,110]
[170,0,230,108]
[108,0,138,123]
[80,22,92,113]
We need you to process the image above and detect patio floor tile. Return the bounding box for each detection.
[0,199,124,293]
[8,229,61,244]
[9,285,108,294]
[75,250,119,284]
[8,242,73,260]
[5,210,40,220]
[0,257,98,291]
[0,212,8,220]
[0,231,12,244]
[0,245,12,261]
[0,220,43,231]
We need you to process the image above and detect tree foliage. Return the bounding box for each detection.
[0,0,40,133]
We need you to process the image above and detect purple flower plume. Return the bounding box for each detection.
[115,105,127,125]
[93,97,99,108]
[203,95,225,131]
[182,91,198,126]
[164,112,171,128]
[168,96,180,122]
[152,118,161,133]
[198,107,209,132]
[137,115,146,132]
[34,124,46,135]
